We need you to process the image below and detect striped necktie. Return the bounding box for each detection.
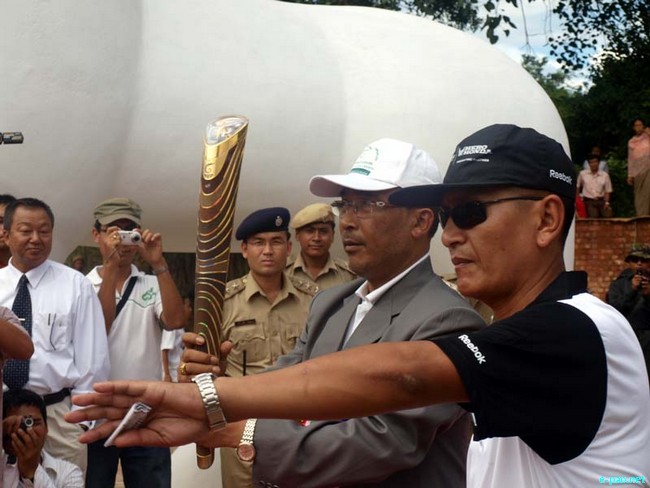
[4,275,32,390]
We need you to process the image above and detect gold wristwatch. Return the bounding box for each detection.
[192,373,227,431]
[236,418,257,462]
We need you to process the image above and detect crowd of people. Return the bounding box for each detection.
[575,117,650,219]
[2,124,650,487]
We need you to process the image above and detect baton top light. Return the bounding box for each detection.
[204,116,247,146]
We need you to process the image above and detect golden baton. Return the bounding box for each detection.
[194,115,248,469]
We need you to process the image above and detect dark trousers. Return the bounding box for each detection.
[583,197,608,218]
[86,439,171,488]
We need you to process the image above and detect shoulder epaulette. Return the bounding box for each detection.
[290,276,319,296]
[333,257,354,274]
[225,277,248,299]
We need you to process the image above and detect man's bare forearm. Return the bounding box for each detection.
[217,341,467,422]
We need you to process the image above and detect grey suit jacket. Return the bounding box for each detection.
[253,260,485,488]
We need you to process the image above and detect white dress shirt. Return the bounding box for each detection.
[3,450,84,487]
[0,260,110,398]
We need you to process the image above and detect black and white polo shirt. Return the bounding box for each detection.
[435,272,650,487]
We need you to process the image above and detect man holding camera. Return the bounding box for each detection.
[85,198,186,488]
[607,244,650,382]
[3,388,83,487]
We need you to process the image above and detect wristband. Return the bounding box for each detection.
[152,265,169,276]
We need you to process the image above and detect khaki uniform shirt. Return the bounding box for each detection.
[285,253,356,292]
[221,271,317,377]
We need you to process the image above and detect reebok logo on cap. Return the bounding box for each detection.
[549,169,572,185]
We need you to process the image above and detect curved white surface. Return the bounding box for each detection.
[0,0,573,273]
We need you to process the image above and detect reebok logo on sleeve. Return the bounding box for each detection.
[458,334,487,364]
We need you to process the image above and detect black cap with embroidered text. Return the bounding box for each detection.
[389,124,575,207]
[235,207,290,241]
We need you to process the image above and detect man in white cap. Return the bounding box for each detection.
[175,138,485,487]
[286,203,356,291]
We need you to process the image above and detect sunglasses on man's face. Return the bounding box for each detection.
[438,196,544,230]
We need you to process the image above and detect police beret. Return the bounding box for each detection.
[290,203,335,230]
[235,207,290,241]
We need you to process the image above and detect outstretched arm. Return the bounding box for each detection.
[66,340,466,448]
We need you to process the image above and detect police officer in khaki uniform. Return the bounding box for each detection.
[286,203,356,291]
[220,206,316,488]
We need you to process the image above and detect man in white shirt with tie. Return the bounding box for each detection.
[0,198,109,474]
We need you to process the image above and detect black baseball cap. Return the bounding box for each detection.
[389,124,576,207]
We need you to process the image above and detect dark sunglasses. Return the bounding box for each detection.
[438,196,543,229]
[627,256,649,264]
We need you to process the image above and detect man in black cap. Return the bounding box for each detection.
[218,206,316,488]
[607,244,650,383]
[67,125,650,488]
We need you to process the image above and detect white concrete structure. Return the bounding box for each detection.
[0,0,572,274]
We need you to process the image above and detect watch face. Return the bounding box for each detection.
[237,443,256,462]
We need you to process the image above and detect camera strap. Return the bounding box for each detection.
[116,276,138,318]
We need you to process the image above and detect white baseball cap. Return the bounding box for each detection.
[309,138,442,197]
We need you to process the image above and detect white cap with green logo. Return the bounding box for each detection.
[309,138,442,197]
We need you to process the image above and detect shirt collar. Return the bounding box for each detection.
[7,258,52,288]
[526,271,588,308]
[354,254,430,305]
[292,253,336,276]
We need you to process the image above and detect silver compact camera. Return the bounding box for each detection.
[118,230,143,246]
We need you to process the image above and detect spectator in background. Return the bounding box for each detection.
[607,244,650,383]
[577,153,613,217]
[0,195,17,269]
[70,256,85,274]
[286,203,356,291]
[0,197,109,473]
[627,118,650,216]
[85,197,186,488]
[581,145,609,173]
[3,389,83,487]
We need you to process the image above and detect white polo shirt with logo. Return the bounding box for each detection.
[87,265,164,381]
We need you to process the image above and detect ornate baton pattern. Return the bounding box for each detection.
[194,115,248,468]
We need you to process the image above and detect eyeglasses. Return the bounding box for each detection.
[331,200,395,219]
[438,196,543,229]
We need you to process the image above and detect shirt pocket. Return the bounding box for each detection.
[280,321,305,354]
[228,324,268,365]
[33,313,71,352]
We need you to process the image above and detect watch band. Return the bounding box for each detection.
[192,373,227,431]
[241,418,257,444]
[236,418,257,462]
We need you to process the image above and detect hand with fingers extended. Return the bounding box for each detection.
[177,332,233,382]
[66,380,216,448]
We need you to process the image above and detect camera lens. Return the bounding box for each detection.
[132,234,141,243]
[20,417,34,430]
